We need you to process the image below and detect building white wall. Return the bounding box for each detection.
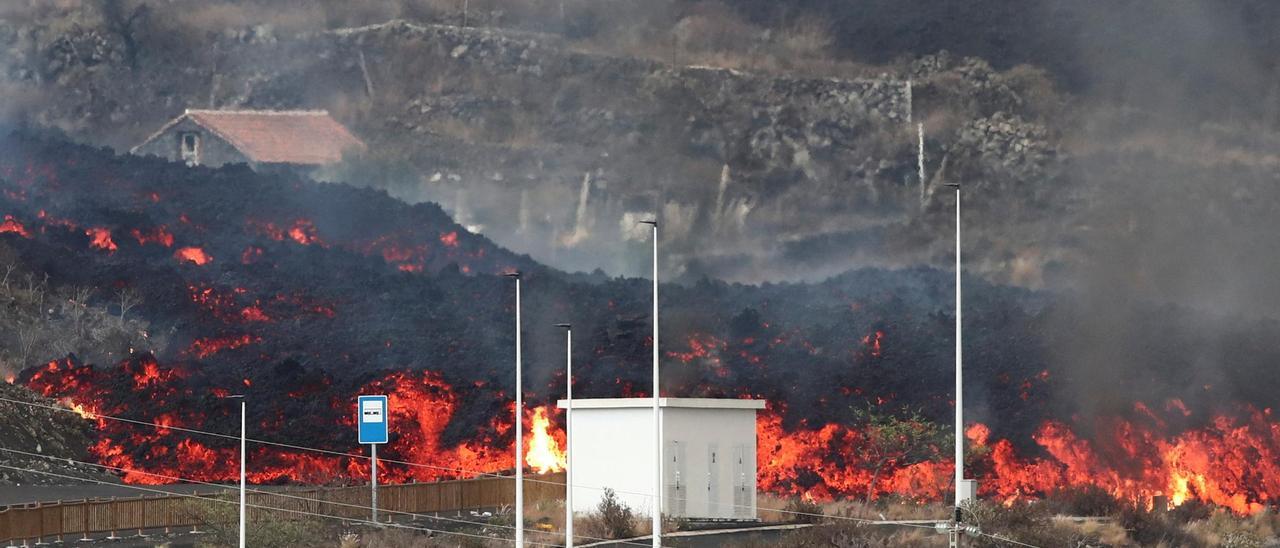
[564,399,760,521]
[569,407,658,517]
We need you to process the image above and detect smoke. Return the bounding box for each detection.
[1035,1,1280,421]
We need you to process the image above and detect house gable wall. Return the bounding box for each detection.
[132,118,251,168]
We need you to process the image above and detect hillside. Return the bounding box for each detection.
[0,133,1278,511]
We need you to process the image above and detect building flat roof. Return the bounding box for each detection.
[556,397,766,410]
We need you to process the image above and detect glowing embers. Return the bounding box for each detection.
[174,246,211,265]
[186,334,261,359]
[0,215,31,238]
[130,226,174,247]
[85,227,118,253]
[246,218,325,246]
[187,283,335,324]
[861,330,884,358]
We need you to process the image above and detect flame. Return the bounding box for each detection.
[525,406,566,474]
[439,231,459,248]
[86,227,118,252]
[174,247,211,265]
[63,399,97,420]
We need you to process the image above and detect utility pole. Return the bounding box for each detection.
[218,393,246,548]
[639,220,661,547]
[239,399,246,548]
[505,272,524,547]
[556,323,574,547]
[946,180,963,547]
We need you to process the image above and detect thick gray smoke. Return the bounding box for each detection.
[1031,1,1280,419]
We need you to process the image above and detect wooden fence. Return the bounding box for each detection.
[0,472,565,544]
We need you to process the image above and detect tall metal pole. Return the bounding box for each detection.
[371,443,378,523]
[239,400,246,548]
[642,221,661,547]
[557,324,574,548]
[952,183,964,513]
[509,273,524,548]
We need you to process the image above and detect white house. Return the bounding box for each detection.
[556,397,765,521]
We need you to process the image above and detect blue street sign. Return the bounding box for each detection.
[357,395,389,444]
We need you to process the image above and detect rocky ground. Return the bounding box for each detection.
[0,381,112,486]
[0,7,1068,284]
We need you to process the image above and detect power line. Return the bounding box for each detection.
[0,463,563,547]
[0,393,983,529]
[0,394,521,480]
[2,444,1032,546]
[0,446,651,547]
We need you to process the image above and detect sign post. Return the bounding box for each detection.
[358,395,389,523]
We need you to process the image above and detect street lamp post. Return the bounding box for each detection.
[219,394,246,548]
[504,272,524,548]
[945,181,964,545]
[555,323,573,547]
[638,220,661,547]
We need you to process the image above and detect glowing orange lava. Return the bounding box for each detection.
[174,247,211,265]
[86,227,118,252]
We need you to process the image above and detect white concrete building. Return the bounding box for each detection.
[556,397,765,521]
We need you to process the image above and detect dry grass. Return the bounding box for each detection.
[758,493,950,524]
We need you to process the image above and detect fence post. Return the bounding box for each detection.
[32,502,44,546]
[54,499,63,543]
[79,499,91,542]
[136,495,146,538]
[105,498,119,540]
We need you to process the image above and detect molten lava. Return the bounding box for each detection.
[0,215,31,238]
[86,227,117,252]
[174,247,211,265]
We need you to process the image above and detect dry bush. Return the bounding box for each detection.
[964,500,1098,548]
[1118,504,1201,547]
[1040,484,1121,516]
[749,519,939,548]
[1183,508,1280,547]
[577,488,637,540]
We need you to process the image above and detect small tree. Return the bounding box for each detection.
[855,408,949,503]
[115,287,139,324]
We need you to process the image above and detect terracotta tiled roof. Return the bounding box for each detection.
[183,110,365,165]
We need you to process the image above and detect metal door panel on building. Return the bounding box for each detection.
[706,443,720,516]
[733,445,752,518]
[667,440,686,517]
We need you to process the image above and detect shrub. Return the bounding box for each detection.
[1119,505,1200,547]
[783,496,824,524]
[1042,485,1121,516]
[586,488,636,539]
